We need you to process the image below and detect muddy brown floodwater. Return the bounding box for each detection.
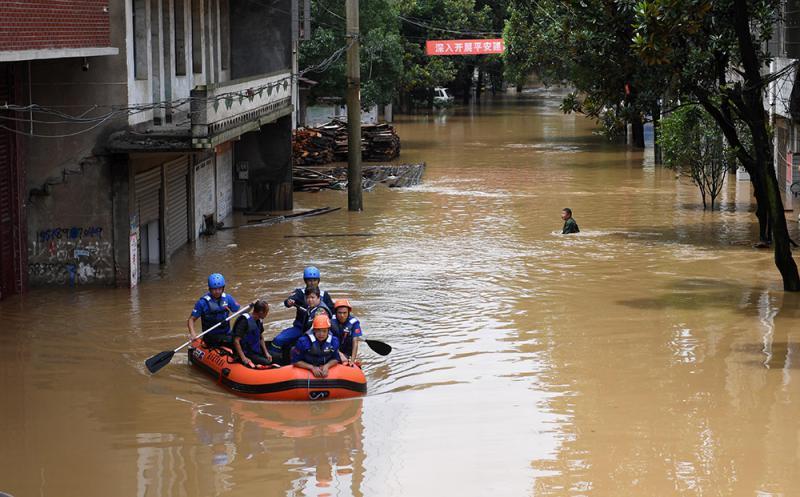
[2,90,800,497]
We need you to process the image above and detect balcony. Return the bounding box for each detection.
[190,70,293,148]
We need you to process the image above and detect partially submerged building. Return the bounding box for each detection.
[0,0,298,298]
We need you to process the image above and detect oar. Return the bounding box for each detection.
[295,305,392,356]
[145,303,253,374]
[363,339,391,356]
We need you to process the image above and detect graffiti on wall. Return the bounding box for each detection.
[37,226,103,242]
[29,226,113,286]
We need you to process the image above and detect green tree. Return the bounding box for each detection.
[632,0,800,290]
[300,0,404,107]
[397,0,507,108]
[660,106,730,210]
[503,0,671,148]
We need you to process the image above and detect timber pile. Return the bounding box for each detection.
[293,163,425,192]
[292,128,334,165]
[362,123,401,162]
[292,120,401,166]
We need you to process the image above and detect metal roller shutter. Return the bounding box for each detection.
[0,67,24,299]
[164,156,189,256]
[135,167,162,224]
[0,121,14,298]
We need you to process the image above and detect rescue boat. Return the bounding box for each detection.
[188,340,367,401]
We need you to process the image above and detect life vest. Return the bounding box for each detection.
[302,334,338,366]
[332,317,359,353]
[201,293,232,334]
[302,303,332,332]
[289,288,333,327]
[238,313,264,355]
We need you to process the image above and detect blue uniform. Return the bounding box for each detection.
[233,313,264,356]
[331,316,362,357]
[269,303,332,362]
[233,312,271,366]
[191,292,240,339]
[291,334,341,366]
[283,287,335,328]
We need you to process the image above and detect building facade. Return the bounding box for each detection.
[0,0,298,297]
[767,2,800,213]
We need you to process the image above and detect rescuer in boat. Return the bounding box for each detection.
[291,314,341,378]
[331,299,362,366]
[187,273,241,347]
[270,270,334,362]
[232,299,272,368]
[561,207,580,234]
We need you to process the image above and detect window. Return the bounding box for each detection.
[133,0,148,80]
[174,0,187,75]
[191,0,202,74]
[220,0,229,70]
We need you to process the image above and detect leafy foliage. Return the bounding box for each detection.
[660,105,730,209]
[299,0,404,106]
[503,0,670,139]
[300,0,509,108]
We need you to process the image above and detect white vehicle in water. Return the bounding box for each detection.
[433,87,454,106]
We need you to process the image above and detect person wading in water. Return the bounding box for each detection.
[561,208,580,234]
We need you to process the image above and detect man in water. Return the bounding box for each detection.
[561,208,580,234]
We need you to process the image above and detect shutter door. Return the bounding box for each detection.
[0,69,17,299]
[164,156,189,256]
[135,167,162,224]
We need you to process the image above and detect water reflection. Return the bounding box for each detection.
[134,398,365,497]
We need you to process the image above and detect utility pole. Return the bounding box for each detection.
[346,0,362,211]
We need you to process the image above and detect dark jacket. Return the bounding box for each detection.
[562,217,580,234]
[284,287,335,328]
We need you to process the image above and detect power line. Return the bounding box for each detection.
[398,15,502,37]
[0,43,353,138]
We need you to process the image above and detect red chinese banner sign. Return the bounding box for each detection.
[425,39,505,56]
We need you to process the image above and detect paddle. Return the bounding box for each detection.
[295,305,392,356]
[145,303,253,374]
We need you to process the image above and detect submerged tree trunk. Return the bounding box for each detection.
[732,0,799,290]
[631,113,645,148]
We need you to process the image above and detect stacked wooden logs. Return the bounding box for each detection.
[292,128,334,165]
[362,123,401,161]
[293,163,425,192]
[293,120,401,166]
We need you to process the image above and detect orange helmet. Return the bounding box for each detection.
[333,299,352,311]
[312,313,331,329]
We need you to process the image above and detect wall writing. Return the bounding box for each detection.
[37,226,103,242]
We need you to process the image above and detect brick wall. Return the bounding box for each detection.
[0,1,112,52]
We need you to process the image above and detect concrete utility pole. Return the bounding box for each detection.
[346,0,363,211]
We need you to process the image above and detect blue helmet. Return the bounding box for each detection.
[303,266,320,280]
[208,273,226,289]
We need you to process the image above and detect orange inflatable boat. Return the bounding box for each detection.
[188,341,367,401]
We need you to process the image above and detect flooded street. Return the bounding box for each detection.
[2,91,800,496]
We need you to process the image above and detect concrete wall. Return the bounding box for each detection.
[235,115,293,211]
[216,143,234,222]
[230,0,292,79]
[27,159,116,286]
[126,0,232,126]
[24,0,129,287]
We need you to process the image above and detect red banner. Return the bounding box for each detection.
[425,39,505,56]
